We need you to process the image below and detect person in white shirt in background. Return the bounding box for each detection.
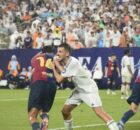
[121,49,133,99]
[51,44,120,130]
[36,32,44,49]
[111,27,121,47]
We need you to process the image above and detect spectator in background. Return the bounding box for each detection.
[111,27,121,47]
[6,69,18,89]
[9,31,20,49]
[23,31,33,48]
[104,31,112,48]
[16,36,24,48]
[22,11,32,22]
[119,30,128,47]
[53,27,62,47]
[27,66,32,80]
[0,69,3,80]
[36,32,44,49]
[7,55,20,75]
[18,67,28,88]
[6,53,20,88]
[132,25,140,47]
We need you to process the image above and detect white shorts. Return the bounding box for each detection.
[122,76,132,83]
[65,89,102,108]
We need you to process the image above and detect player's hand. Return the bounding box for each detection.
[131,74,134,79]
[118,74,121,78]
[53,55,61,62]
[50,62,55,70]
[42,72,47,76]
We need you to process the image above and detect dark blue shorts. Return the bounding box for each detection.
[127,83,140,106]
[28,80,56,112]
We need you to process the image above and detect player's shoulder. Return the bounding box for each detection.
[70,56,79,64]
[33,52,45,59]
[122,55,128,60]
[46,53,54,59]
[65,56,79,68]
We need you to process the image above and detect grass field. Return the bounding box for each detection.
[0,89,139,130]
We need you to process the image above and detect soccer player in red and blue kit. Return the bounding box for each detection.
[118,74,140,130]
[28,46,56,130]
[105,54,120,95]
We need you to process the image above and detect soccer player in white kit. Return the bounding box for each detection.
[51,44,119,130]
[121,49,133,99]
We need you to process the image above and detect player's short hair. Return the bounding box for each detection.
[42,46,54,53]
[59,43,72,54]
[111,53,116,56]
[124,49,130,55]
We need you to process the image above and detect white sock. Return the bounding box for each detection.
[125,84,130,97]
[64,119,73,130]
[121,84,125,95]
[107,120,119,130]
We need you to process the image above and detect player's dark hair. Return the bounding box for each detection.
[42,46,54,53]
[59,43,72,54]
[124,49,130,55]
[111,53,116,56]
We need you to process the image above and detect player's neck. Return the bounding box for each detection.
[63,56,70,65]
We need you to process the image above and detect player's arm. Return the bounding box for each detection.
[104,66,108,77]
[127,57,133,77]
[128,65,133,77]
[116,62,121,77]
[51,62,64,83]
[104,62,108,77]
[117,66,121,77]
[53,56,65,72]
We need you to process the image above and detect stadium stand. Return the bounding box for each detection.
[0,0,139,49]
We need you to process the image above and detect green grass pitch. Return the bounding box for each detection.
[0,89,139,130]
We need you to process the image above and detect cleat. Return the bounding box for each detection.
[117,122,124,130]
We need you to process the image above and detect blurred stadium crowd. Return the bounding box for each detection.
[0,0,140,49]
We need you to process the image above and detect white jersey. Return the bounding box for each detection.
[121,55,131,76]
[61,56,98,93]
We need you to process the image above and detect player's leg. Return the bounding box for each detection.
[93,106,119,130]
[62,90,80,130]
[107,78,111,94]
[125,83,130,99]
[40,112,49,130]
[28,108,40,130]
[118,83,140,130]
[80,89,119,130]
[125,76,131,99]
[40,82,57,130]
[118,102,138,129]
[121,76,126,99]
[28,81,44,130]
[111,76,116,95]
[112,80,116,95]
[62,104,77,130]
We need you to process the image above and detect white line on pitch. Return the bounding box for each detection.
[0,96,129,102]
[49,120,140,130]
[0,97,67,101]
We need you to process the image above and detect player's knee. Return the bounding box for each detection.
[95,110,102,117]
[28,109,38,123]
[94,108,102,117]
[61,107,70,116]
[131,106,138,113]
